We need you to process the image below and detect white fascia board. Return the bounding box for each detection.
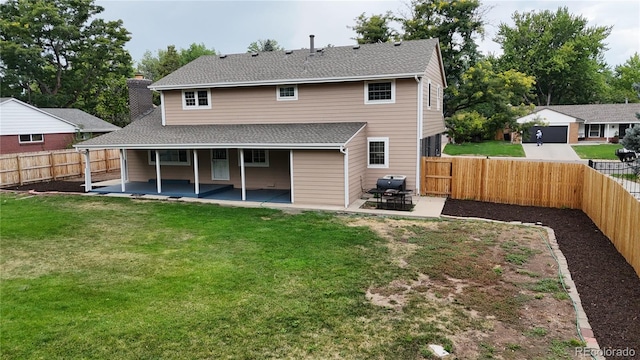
[74,143,347,150]
[148,73,423,91]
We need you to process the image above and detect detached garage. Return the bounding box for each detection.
[523,126,568,144]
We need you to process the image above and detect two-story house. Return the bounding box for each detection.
[75,37,446,207]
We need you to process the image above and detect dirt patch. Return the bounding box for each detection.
[443,199,640,359]
[350,217,582,359]
[2,172,119,193]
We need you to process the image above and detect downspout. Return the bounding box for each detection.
[340,146,349,208]
[415,75,423,195]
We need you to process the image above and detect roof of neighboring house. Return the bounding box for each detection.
[75,108,366,150]
[42,108,121,132]
[1,97,120,132]
[537,103,640,124]
[150,39,443,90]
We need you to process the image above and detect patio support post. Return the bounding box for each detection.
[84,149,92,192]
[155,150,162,193]
[240,149,246,201]
[193,150,200,195]
[119,149,126,192]
[343,148,349,208]
[606,124,610,142]
[289,150,294,203]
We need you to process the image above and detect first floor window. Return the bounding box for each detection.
[19,134,44,143]
[149,150,191,166]
[588,124,602,138]
[183,89,211,109]
[241,149,269,167]
[367,137,389,168]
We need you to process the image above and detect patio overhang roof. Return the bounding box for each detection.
[74,108,367,151]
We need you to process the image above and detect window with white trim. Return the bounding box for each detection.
[19,134,44,143]
[148,150,192,166]
[365,80,395,104]
[588,124,603,138]
[240,149,269,167]
[367,137,389,168]
[427,80,432,109]
[276,85,298,101]
[182,89,211,109]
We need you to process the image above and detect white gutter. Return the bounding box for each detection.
[340,146,349,208]
[74,143,350,150]
[415,75,423,194]
[149,73,424,91]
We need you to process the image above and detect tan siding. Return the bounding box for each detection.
[346,129,367,205]
[293,150,344,206]
[423,47,446,138]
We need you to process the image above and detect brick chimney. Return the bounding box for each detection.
[127,74,153,122]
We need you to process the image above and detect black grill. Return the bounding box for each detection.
[376,175,406,191]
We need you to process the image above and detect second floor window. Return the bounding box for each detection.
[183,89,211,109]
[365,81,395,104]
[277,85,298,101]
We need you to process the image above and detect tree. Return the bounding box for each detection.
[158,45,182,79]
[349,12,398,44]
[0,0,132,119]
[179,43,216,66]
[495,7,611,106]
[136,43,216,81]
[620,125,640,152]
[605,53,640,103]
[401,0,486,97]
[445,60,535,142]
[247,39,283,52]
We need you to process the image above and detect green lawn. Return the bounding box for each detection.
[443,140,525,157]
[571,144,623,160]
[0,194,581,359]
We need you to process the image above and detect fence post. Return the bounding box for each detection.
[50,152,57,180]
[16,154,23,185]
[104,149,109,172]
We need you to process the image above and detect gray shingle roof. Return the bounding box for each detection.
[41,108,120,132]
[75,108,366,149]
[150,39,440,89]
[538,103,640,124]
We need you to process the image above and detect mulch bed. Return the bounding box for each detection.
[443,199,640,358]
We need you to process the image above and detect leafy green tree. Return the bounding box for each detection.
[247,39,283,52]
[495,7,611,106]
[401,0,485,96]
[446,60,535,140]
[606,54,640,103]
[158,45,182,79]
[445,111,486,143]
[350,12,398,44]
[0,0,132,121]
[179,43,216,66]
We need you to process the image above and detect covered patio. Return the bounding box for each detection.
[92,180,291,203]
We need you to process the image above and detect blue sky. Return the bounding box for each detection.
[96,0,640,68]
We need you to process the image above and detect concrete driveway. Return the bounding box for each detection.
[522,143,584,162]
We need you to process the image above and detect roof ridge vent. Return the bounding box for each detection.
[352,44,360,49]
[285,49,293,54]
[394,41,402,46]
[251,52,259,57]
[219,54,227,59]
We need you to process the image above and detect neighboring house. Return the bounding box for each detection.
[75,37,447,207]
[0,97,120,154]
[516,103,640,144]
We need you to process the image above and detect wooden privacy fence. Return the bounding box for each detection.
[0,149,120,187]
[422,157,640,277]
